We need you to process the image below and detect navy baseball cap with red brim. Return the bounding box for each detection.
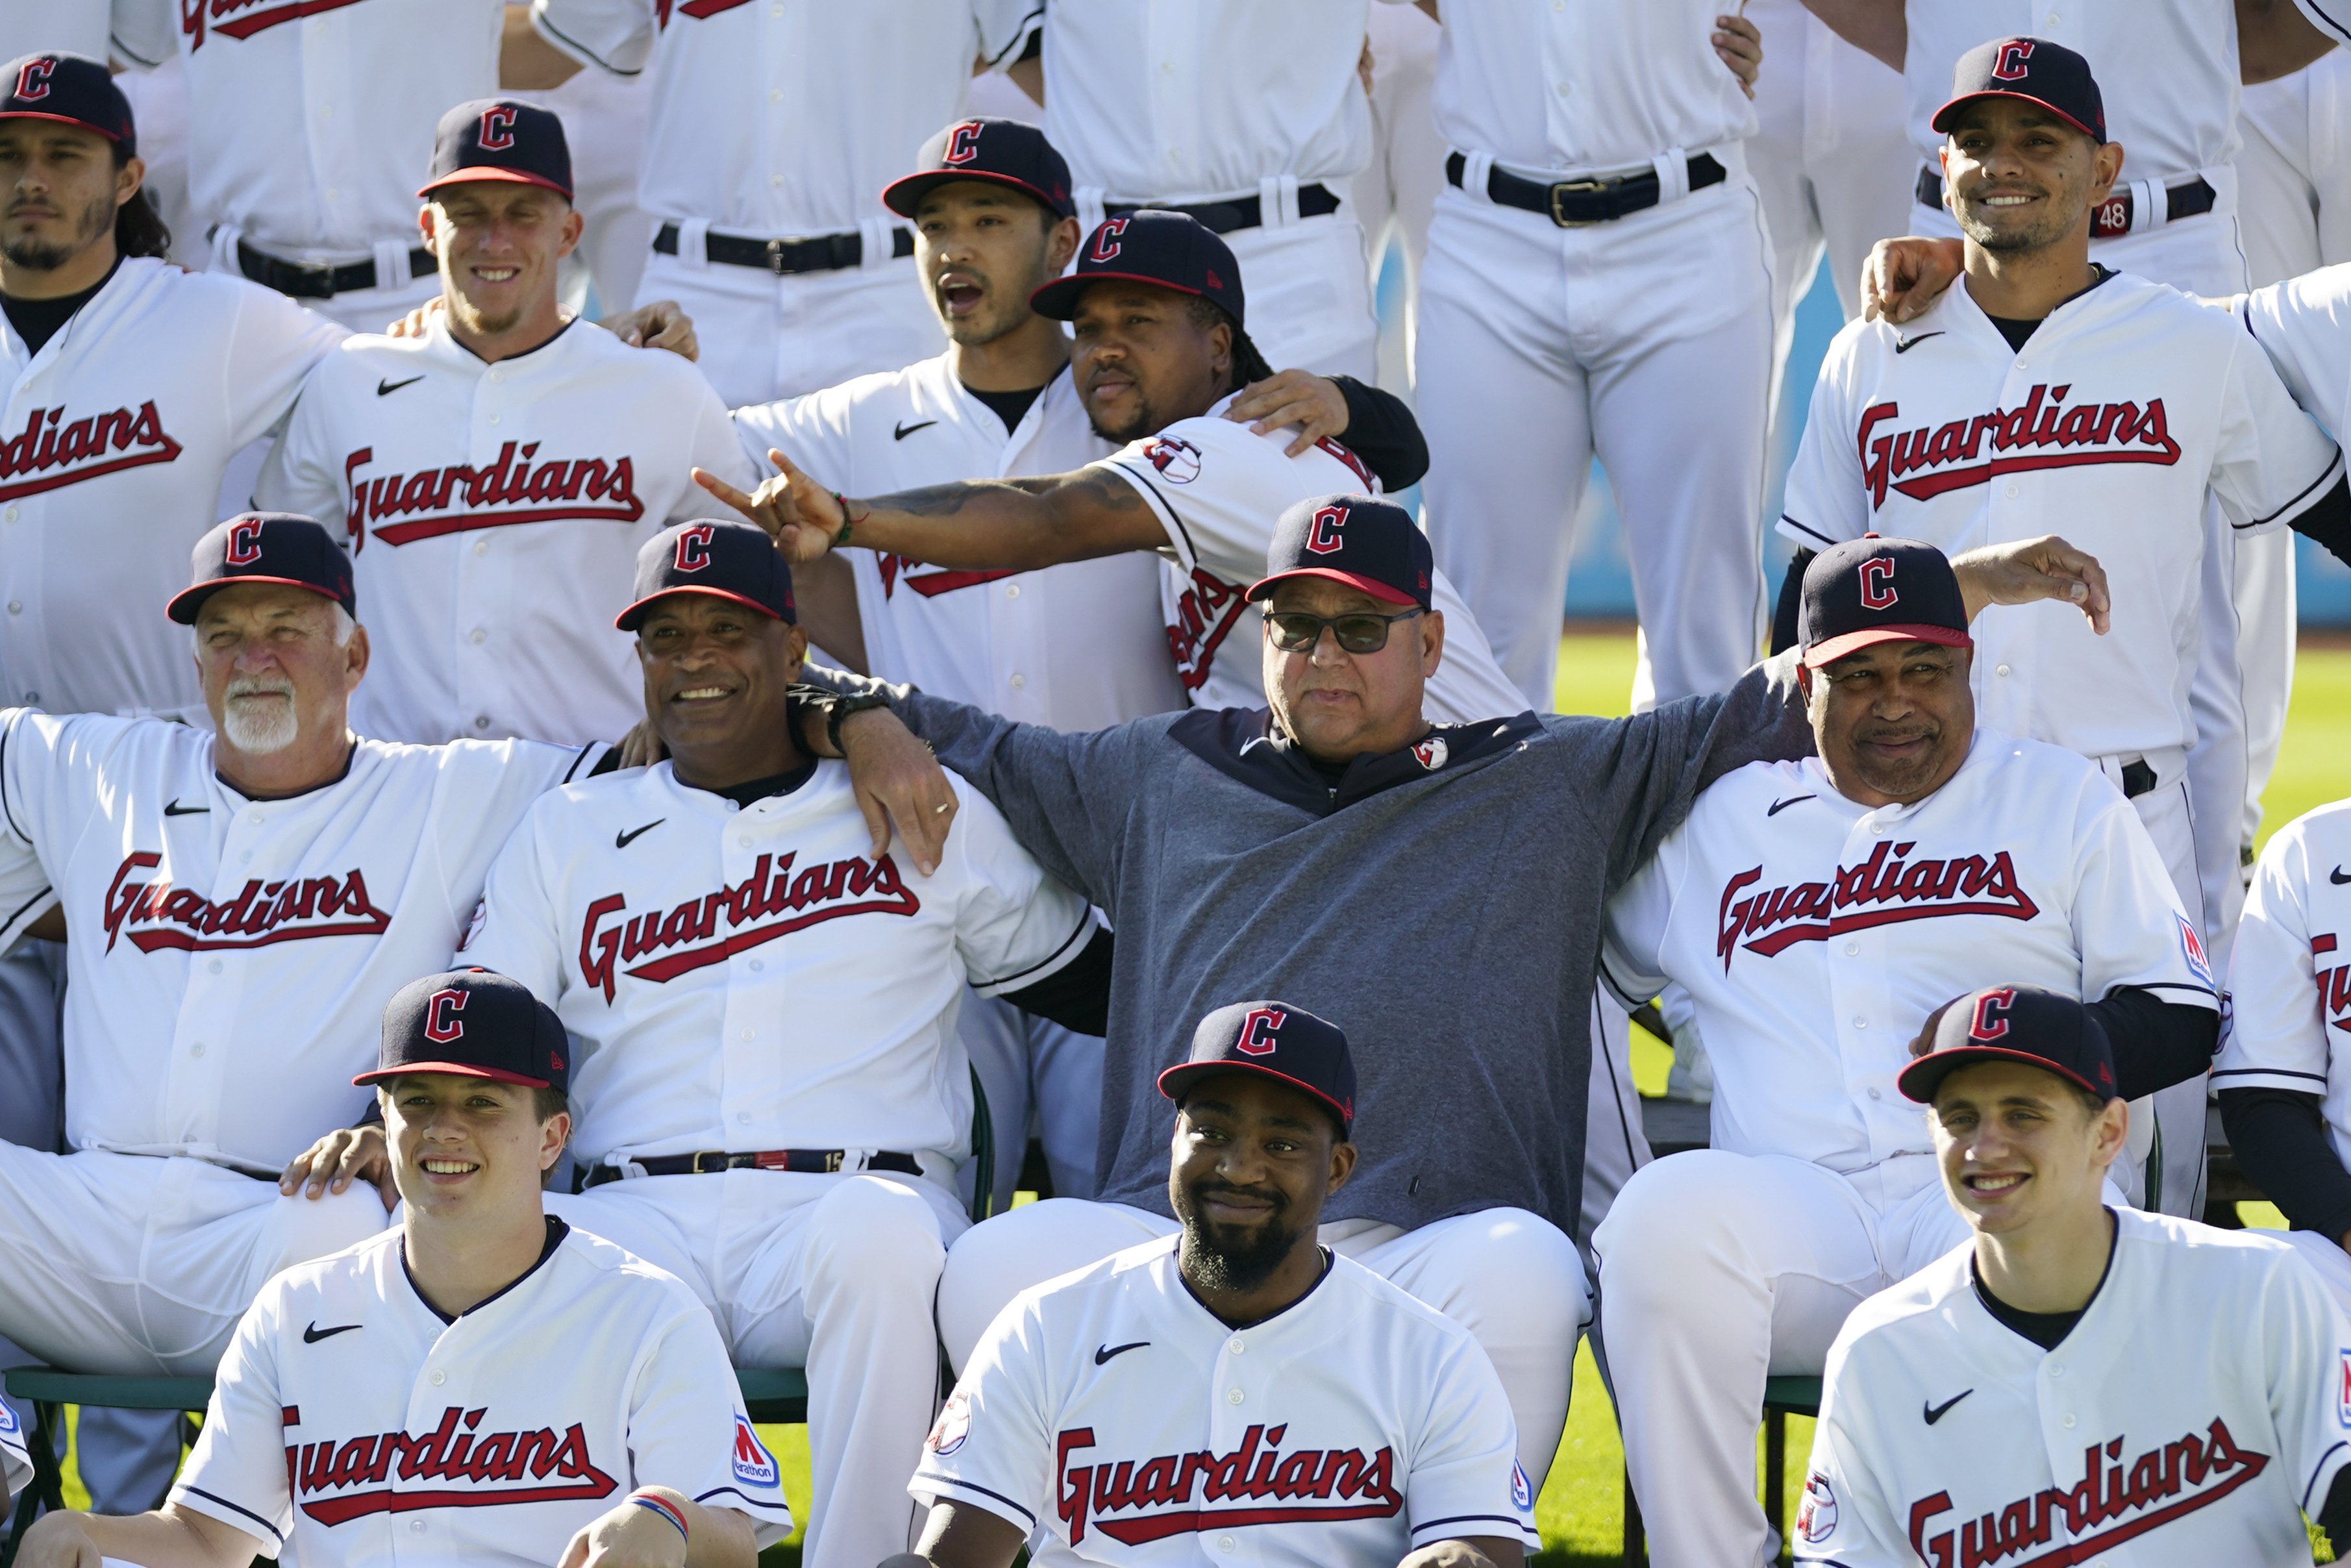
[419,98,573,199]
[1159,1000,1355,1136]
[1897,984,2119,1105]
[168,513,355,625]
[617,519,796,631]
[1031,209,1245,325]
[1249,494,1432,609]
[1932,36,2106,144]
[357,968,570,1093]
[0,53,134,154]
[883,118,1075,219]
[1797,534,1973,669]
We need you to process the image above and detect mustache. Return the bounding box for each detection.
[1853,722,1936,745]
[1190,1178,1288,1213]
[225,675,296,701]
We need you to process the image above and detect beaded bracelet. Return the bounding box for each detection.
[629,1489,689,1543]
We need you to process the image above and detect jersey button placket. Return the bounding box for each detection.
[721,812,777,1142]
[461,375,515,736]
[1835,819,1902,1156]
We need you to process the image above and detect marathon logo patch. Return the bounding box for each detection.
[1510,1462,1532,1513]
[2337,1349,2351,1430]
[2176,913,2215,989]
[0,403,184,501]
[342,443,644,551]
[732,1415,779,1487]
[577,852,921,1002]
[2319,932,2351,1034]
[875,553,1017,601]
[181,0,369,49]
[102,853,392,954]
[1715,843,2040,969]
[1055,1423,1404,1546]
[1905,1419,2267,1567]
[1856,386,2182,509]
[1166,567,1249,693]
[284,1405,617,1524]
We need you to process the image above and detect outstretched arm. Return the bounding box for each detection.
[1796,0,1904,69]
[880,1502,1027,1568]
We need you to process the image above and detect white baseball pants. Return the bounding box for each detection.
[957,991,1105,1213]
[1218,208,1379,382]
[634,243,947,406]
[1582,991,1652,1249]
[0,1147,386,1375]
[931,1197,1587,1489]
[1416,169,1776,714]
[548,1167,969,1568]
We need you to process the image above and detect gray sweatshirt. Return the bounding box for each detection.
[834,655,1812,1238]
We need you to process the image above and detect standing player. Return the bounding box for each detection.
[706,209,1526,724]
[896,1001,1538,1568]
[2236,50,2351,289]
[1594,537,2219,1568]
[1776,39,2348,1213]
[15,967,794,1568]
[1796,988,2351,1566]
[0,514,619,1380]
[449,521,1108,1568]
[257,101,749,747]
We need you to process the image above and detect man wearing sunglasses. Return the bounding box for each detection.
[786,492,2113,1503]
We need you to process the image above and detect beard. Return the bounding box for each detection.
[2,190,113,272]
[220,676,301,754]
[447,292,526,340]
[1174,1178,1311,1295]
[1953,187,2076,255]
[1085,390,1161,447]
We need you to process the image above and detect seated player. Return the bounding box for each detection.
[895,1001,1537,1568]
[1594,536,2220,1568]
[697,208,1526,721]
[1798,987,2351,1565]
[0,514,617,1382]
[2212,793,2351,1308]
[14,967,792,1568]
[443,519,1107,1568]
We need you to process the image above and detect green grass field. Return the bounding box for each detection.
[29,631,2351,1564]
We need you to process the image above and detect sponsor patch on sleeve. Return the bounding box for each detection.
[926,1389,971,1457]
[2337,1348,2351,1429]
[1797,1473,1837,1545]
[1140,436,1202,484]
[2178,912,2214,989]
[0,1400,18,1437]
[1510,1461,1533,1513]
[733,1413,780,1487]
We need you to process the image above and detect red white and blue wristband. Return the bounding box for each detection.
[628,1489,690,1543]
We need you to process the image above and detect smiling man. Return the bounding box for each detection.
[1593,535,2219,1568]
[15,967,792,1568]
[256,98,750,748]
[1795,986,2351,1567]
[896,1001,1538,1568]
[446,518,1109,1568]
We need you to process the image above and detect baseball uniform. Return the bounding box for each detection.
[112,0,499,331]
[529,0,1032,405]
[1020,1,1378,379]
[460,756,1097,1568]
[1350,1,1443,387]
[504,66,657,321]
[1797,1212,2351,1566]
[0,1389,25,1503]
[0,707,609,1375]
[1412,0,1777,714]
[171,1221,795,1565]
[2236,52,2351,290]
[1595,732,2215,1568]
[255,316,750,746]
[915,1238,1540,1568]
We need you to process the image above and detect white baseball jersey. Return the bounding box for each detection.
[1778,270,2343,763]
[0,1386,25,1501]
[1408,0,1758,176]
[530,0,1029,236]
[2296,0,2351,45]
[1903,4,2243,183]
[1602,733,2217,1169]
[7,0,116,57]
[1095,398,1524,720]
[112,0,499,258]
[732,359,1184,729]
[171,1221,793,1567]
[0,708,606,1172]
[458,758,1095,1165]
[2239,263,2351,440]
[1028,1,1370,203]
[1797,1212,2351,1567]
[255,317,751,746]
[0,258,344,721]
[2212,798,2351,1150]
[914,1238,1539,1568]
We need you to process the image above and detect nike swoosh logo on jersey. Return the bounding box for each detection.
[1924,1389,1972,1425]
[162,799,208,816]
[377,377,425,397]
[1894,332,1945,354]
[1767,795,1815,817]
[2333,866,2351,885]
[1094,1341,1149,1365]
[894,420,937,441]
[303,1322,362,1343]
[616,820,665,849]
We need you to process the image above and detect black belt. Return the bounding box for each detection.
[1102,182,1342,236]
[1446,151,1726,227]
[578,1148,922,1189]
[236,238,436,301]
[653,222,914,276]
[2121,758,2158,799]
[1914,168,2217,238]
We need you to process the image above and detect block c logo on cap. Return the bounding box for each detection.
[1993,39,2035,79]
[226,519,265,566]
[1858,558,1898,610]
[424,988,469,1043]
[1237,1007,1286,1056]
[14,59,53,101]
[673,524,715,573]
[1089,217,1128,262]
[478,105,517,151]
[1969,987,2017,1041]
[1306,504,1347,555]
[944,120,983,165]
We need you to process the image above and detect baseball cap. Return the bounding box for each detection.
[419,98,573,200]
[1031,210,1245,326]
[1159,1001,1356,1137]
[882,117,1075,220]
[1797,534,1972,669]
[166,513,356,626]
[1248,495,1432,610]
[356,968,570,1094]
[1897,984,2119,1105]
[616,519,797,631]
[0,54,134,155]
[1932,37,2106,144]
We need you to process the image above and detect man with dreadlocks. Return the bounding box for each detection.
[696,209,1524,719]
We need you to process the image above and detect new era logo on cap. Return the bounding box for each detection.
[0,52,135,154]
[1159,999,1357,1134]
[1797,534,1972,669]
[1249,493,1433,609]
[1030,209,1246,327]
[882,116,1075,219]
[168,513,356,625]
[420,97,572,200]
[616,519,796,630]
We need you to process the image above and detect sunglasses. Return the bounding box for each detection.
[1264,606,1426,654]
